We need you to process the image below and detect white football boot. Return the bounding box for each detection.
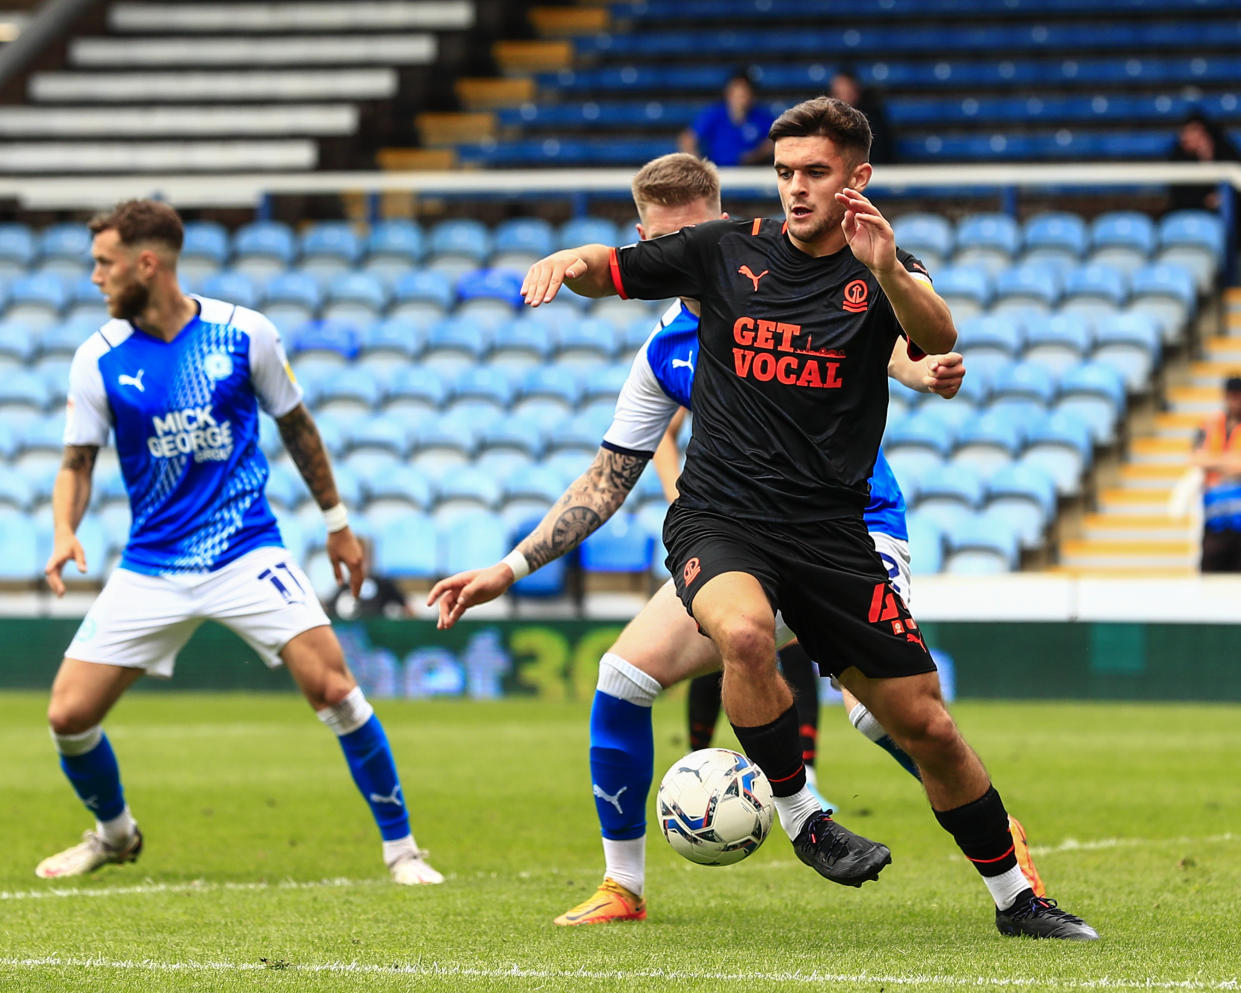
[36,828,143,879]
[389,850,444,885]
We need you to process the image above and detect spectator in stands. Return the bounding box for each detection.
[830,66,896,164]
[678,67,774,166]
[1190,374,1241,572]
[1168,110,1241,213]
[326,537,412,620]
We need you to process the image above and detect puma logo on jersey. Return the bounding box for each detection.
[593,783,627,814]
[738,265,769,292]
[368,785,404,807]
[671,353,695,371]
[118,370,145,392]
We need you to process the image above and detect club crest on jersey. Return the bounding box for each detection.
[842,280,869,314]
[203,352,234,382]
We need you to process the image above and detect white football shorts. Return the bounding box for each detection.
[774,530,911,647]
[65,545,330,677]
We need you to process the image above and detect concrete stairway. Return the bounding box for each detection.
[1058,286,1241,574]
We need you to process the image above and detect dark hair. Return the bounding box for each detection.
[768,96,872,163]
[727,66,759,90]
[88,199,184,252]
[1225,374,1241,394]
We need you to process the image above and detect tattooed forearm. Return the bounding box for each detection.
[519,448,649,570]
[276,404,340,509]
[61,445,98,474]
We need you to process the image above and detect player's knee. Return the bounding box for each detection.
[712,614,775,670]
[47,698,96,737]
[893,705,960,756]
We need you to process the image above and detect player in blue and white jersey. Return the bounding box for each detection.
[426,155,1024,927]
[36,199,441,885]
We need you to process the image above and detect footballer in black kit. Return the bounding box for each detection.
[609,219,933,683]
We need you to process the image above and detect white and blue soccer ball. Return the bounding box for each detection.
[656,747,774,866]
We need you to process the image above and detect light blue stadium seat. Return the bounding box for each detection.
[955,313,1025,361]
[0,369,47,412]
[943,512,1020,574]
[951,409,1026,476]
[344,449,404,487]
[556,316,616,366]
[323,271,389,325]
[989,359,1058,408]
[456,267,523,307]
[491,314,555,370]
[0,223,36,278]
[1022,312,1094,376]
[0,473,34,511]
[389,270,456,323]
[579,362,632,404]
[1092,311,1162,392]
[1088,210,1156,276]
[436,509,506,576]
[911,461,985,532]
[1156,208,1223,292]
[262,269,324,327]
[522,297,588,332]
[298,222,363,279]
[559,216,621,249]
[232,221,297,282]
[382,366,450,419]
[905,511,945,575]
[264,461,306,513]
[1059,262,1128,321]
[22,412,66,453]
[363,219,426,284]
[422,316,492,377]
[289,318,360,364]
[893,213,954,270]
[358,317,426,360]
[182,221,230,267]
[200,270,260,310]
[985,462,1058,550]
[329,463,364,509]
[0,419,20,459]
[452,365,517,411]
[1127,260,1197,343]
[409,413,476,470]
[491,217,556,270]
[0,322,34,364]
[993,262,1062,311]
[363,464,436,518]
[62,274,105,324]
[37,223,92,275]
[932,265,992,322]
[953,213,1021,275]
[346,416,410,459]
[1020,212,1087,270]
[374,511,438,580]
[428,218,492,267]
[581,512,655,575]
[518,364,583,408]
[6,273,67,329]
[1054,361,1127,445]
[545,417,605,458]
[620,312,662,353]
[478,419,544,461]
[35,515,108,582]
[498,463,564,525]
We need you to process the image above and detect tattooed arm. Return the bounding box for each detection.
[427,446,649,628]
[275,403,364,595]
[45,445,97,596]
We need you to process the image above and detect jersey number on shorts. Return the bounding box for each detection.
[258,562,306,604]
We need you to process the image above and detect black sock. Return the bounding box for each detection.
[686,673,722,751]
[933,784,1018,877]
[731,704,805,797]
[779,643,819,767]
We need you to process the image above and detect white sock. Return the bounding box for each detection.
[848,702,887,743]
[96,806,137,848]
[774,787,823,841]
[601,836,645,897]
[382,834,417,868]
[985,864,1033,910]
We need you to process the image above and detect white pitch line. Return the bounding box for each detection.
[0,957,1237,989]
[1029,832,1239,856]
[0,876,383,902]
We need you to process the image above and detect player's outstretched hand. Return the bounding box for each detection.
[328,526,365,597]
[836,187,896,273]
[44,531,86,597]
[426,562,516,630]
[924,351,966,399]
[521,250,589,307]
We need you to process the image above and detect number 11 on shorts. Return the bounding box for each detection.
[258,562,306,604]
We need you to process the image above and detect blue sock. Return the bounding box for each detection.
[338,714,410,842]
[59,732,126,822]
[589,690,653,841]
[876,734,923,781]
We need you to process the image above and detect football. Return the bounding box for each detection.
[656,747,774,866]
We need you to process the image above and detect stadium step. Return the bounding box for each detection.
[1127,436,1192,464]
[1152,410,1205,439]
[376,147,458,170]
[1080,513,1194,542]
[1059,538,1197,571]
[1164,384,1230,415]
[492,40,574,73]
[416,112,497,146]
[1116,462,1187,488]
[456,76,537,110]
[1097,487,1171,515]
[529,6,610,37]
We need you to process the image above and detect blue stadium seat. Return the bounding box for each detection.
[1127,260,1197,343]
[0,223,36,278]
[1156,208,1223,292]
[182,221,230,267]
[953,213,1020,275]
[343,448,404,486]
[911,461,985,532]
[581,512,655,575]
[905,511,945,575]
[299,222,363,279]
[579,362,632,404]
[428,218,492,266]
[262,269,324,326]
[0,369,47,412]
[1055,361,1127,444]
[364,219,427,282]
[988,359,1058,407]
[423,316,492,376]
[556,316,616,365]
[37,223,91,269]
[358,317,426,360]
[436,509,507,576]
[382,366,450,419]
[545,417,605,458]
[22,409,66,451]
[559,215,621,250]
[263,461,305,513]
[1092,311,1162,391]
[491,217,556,270]
[374,511,438,580]
[5,273,67,329]
[490,314,554,370]
[950,409,1026,476]
[389,270,456,322]
[323,271,389,325]
[985,461,1058,550]
[943,512,1020,574]
[62,274,105,324]
[346,414,411,456]
[1088,210,1156,276]
[410,413,476,467]
[1022,312,1094,376]
[363,465,436,517]
[288,318,360,362]
[0,322,34,364]
[232,221,297,281]
[955,313,1025,361]
[452,366,517,411]
[498,464,564,525]
[37,516,108,582]
[0,472,34,511]
[932,265,992,321]
[993,262,1062,311]
[1059,262,1129,320]
[200,270,260,310]
[893,213,954,270]
[456,267,523,307]
[477,418,544,460]
[0,510,41,580]
[1020,212,1087,270]
[510,397,579,436]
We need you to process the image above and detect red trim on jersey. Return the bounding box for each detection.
[608,247,628,299]
[781,220,788,235]
[751,217,762,236]
[905,336,927,362]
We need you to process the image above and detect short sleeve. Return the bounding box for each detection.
[602,331,680,455]
[247,311,304,418]
[63,344,112,447]
[611,222,715,302]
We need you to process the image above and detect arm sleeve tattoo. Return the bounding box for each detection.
[61,445,98,474]
[276,404,341,510]
[518,447,648,571]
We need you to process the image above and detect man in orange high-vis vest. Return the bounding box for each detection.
[1191,374,1241,572]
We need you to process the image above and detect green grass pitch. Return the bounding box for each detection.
[2,690,1239,993]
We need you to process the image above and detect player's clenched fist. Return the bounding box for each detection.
[923,351,965,399]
